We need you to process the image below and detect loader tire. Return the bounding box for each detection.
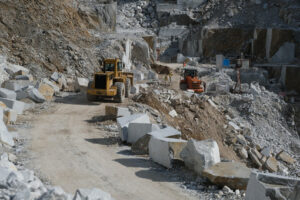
[125,79,131,98]
[87,81,97,101]
[115,82,125,103]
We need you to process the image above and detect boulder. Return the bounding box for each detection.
[0,88,16,99]
[39,186,71,200]
[277,151,295,165]
[0,166,14,188]
[127,123,152,144]
[73,188,113,200]
[169,110,178,118]
[2,80,31,91]
[180,139,220,175]
[105,106,131,118]
[38,78,60,93]
[133,70,144,81]
[239,147,248,159]
[147,71,158,80]
[149,136,187,168]
[36,83,55,101]
[245,172,300,200]
[264,157,278,172]
[0,98,25,114]
[130,85,140,95]
[117,114,150,142]
[202,162,251,190]
[27,88,46,103]
[50,72,60,82]
[0,120,14,146]
[75,77,89,92]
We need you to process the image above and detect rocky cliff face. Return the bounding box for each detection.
[0,0,116,77]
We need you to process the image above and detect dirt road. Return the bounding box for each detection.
[23,95,198,200]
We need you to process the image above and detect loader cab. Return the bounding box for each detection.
[103,59,125,72]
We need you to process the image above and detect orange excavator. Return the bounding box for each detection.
[180,67,206,93]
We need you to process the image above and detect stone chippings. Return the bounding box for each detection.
[211,77,300,176]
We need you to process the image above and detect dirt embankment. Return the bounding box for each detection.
[0,0,115,76]
[136,90,240,161]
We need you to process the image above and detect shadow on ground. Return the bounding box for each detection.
[85,137,120,145]
[114,158,153,168]
[85,115,116,123]
[55,93,100,106]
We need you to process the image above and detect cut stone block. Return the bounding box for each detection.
[149,126,181,138]
[105,106,131,118]
[0,102,7,109]
[2,80,31,91]
[245,172,300,200]
[4,109,17,124]
[127,123,152,144]
[0,88,16,100]
[180,139,220,175]
[0,98,25,114]
[149,136,187,168]
[203,162,251,190]
[16,90,28,100]
[117,114,150,142]
[27,88,46,103]
[0,120,14,146]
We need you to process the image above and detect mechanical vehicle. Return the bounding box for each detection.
[87,58,133,102]
[180,67,206,93]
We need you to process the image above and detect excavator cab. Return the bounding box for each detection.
[180,67,206,93]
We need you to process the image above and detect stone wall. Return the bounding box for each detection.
[179,27,299,63]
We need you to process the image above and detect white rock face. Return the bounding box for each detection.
[127,123,152,144]
[149,136,187,168]
[73,188,113,200]
[180,139,220,175]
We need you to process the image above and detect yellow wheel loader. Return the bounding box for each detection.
[87,58,134,103]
